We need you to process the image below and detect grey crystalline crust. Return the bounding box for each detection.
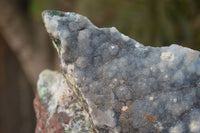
[42,10,200,133]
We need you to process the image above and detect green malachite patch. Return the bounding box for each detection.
[37,84,49,103]
[87,122,91,128]
[49,34,62,52]
[49,10,63,16]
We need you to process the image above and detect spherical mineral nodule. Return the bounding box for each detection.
[75,56,89,68]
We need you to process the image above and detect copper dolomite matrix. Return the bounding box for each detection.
[37,10,200,133]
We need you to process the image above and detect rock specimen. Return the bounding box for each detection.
[35,10,200,133]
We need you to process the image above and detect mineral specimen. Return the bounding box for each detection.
[36,10,200,133]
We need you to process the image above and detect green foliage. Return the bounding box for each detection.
[30,0,53,20]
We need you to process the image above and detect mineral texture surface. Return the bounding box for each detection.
[34,70,94,133]
[36,10,200,133]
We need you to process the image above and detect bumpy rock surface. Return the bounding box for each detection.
[34,70,94,133]
[37,10,200,133]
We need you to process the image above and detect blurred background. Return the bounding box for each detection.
[0,0,200,132]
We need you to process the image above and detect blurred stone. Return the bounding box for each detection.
[37,10,200,133]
